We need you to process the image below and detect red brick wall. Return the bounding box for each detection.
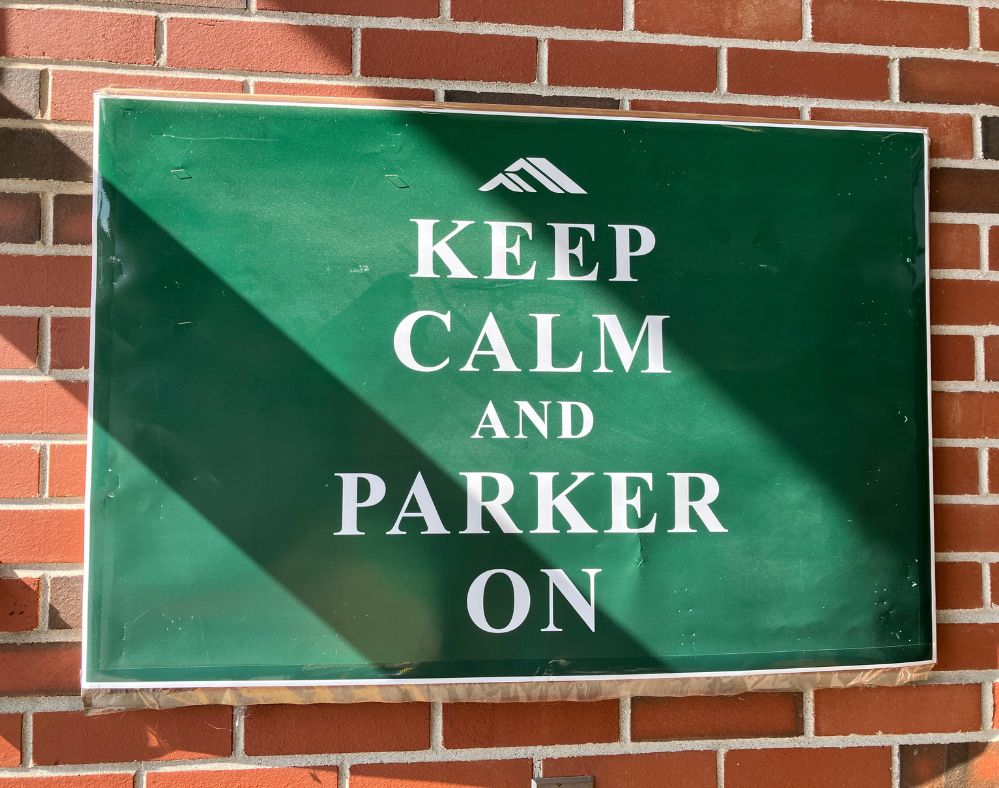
[1,0,997,785]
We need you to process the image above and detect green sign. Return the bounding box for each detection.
[85,93,933,689]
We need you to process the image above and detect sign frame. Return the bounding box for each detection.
[82,90,936,702]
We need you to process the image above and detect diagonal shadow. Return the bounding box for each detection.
[88,182,671,681]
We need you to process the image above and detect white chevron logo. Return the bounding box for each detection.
[479,157,586,194]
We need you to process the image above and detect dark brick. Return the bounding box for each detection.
[931,168,999,214]
[444,90,620,110]
[0,128,91,182]
[0,68,39,119]
[0,193,40,244]
[984,117,999,161]
[53,194,91,245]
[900,742,999,787]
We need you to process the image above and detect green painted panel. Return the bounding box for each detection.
[87,95,931,686]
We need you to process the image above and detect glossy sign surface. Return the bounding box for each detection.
[86,95,932,686]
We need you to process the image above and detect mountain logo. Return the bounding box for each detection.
[479,157,586,194]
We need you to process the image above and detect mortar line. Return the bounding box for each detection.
[38,68,52,120]
[717,47,728,93]
[623,0,635,31]
[972,2,983,49]
[619,695,632,743]
[888,58,901,102]
[981,223,990,272]
[154,15,166,67]
[986,559,995,613]
[803,0,813,40]
[20,712,31,767]
[38,315,51,375]
[986,680,996,729]
[891,744,900,788]
[39,443,49,500]
[338,762,349,788]
[803,689,815,736]
[37,573,50,631]
[537,38,548,86]
[430,702,444,751]
[39,193,54,247]
[438,0,450,20]
[976,336,987,381]
[532,756,542,779]
[716,748,726,788]
[233,705,246,757]
[981,447,991,496]
[974,111,986,161]
[351,28,361,76]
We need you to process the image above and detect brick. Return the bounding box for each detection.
[0,445,39,498]
[0,256,91,308]
[901,59,999,106]
[931,335,974,382]
[362,29,537,82]
[0,128,91,182]
[811,108,970,160]
[168,19,352,76]
[0,778,131,788]
[51,71,244,123]
[984,117,999,161]
[0,9,155,65]
[937,623,999,670]
[901,742,999,788]
[446,90,620,110]
[453,0,622,29]
[351,761,532,788]
[444,700,617,748]
[0,68,40,119]
[991,564,999,605]
[34,707,232,765]
[992,227,999,271]
[0,509,84,564]
[0,643,80,695]
[934,392,999,439]
[934,446,979,495]
[0,578,38,632]
[0,381,87,434]
[728,50,888,101]
[244,703,428,755]
[549,40,716,92]
[813,0,968,48]
[636,0,800,40]
[936,504,999,552]
[51,317,90,370]
[726,747,891,788]
[146,767,339,788]
[259,0,437,16]
[815,684,980,735]
[983,8,999,51]
[0,193,40,244]
[633,693,802,740]
[53,195,91,246]
[544,751,716,788]
[932,168,999,214]
[930,224,979,270]
[0,714,20,766]
[987,335,999,381]
[631,99,799,118]
[255,82,434,101]
[932,280,999,326]
[49,443,88,498]
[48,574,83,629]
[0,317,38,370]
